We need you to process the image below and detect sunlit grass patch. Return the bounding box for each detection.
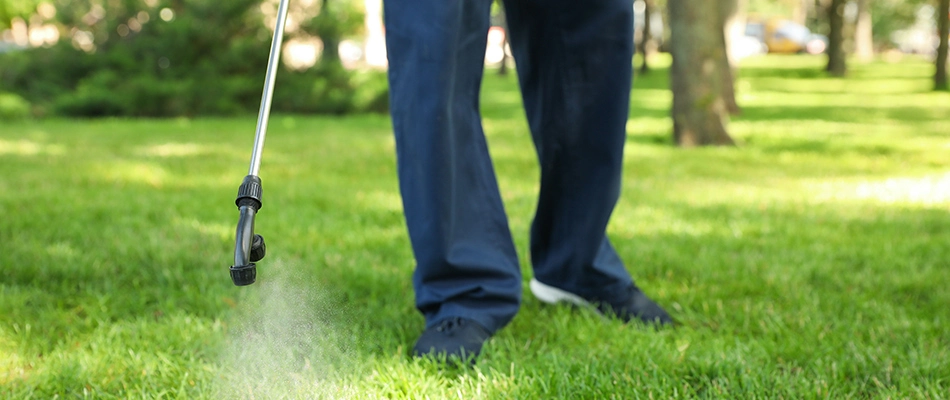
[809,172,950,206]
[0,138,67,156]
[136,142,213,158]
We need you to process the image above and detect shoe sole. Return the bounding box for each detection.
[530,278,599,311]
[531,279,675,327]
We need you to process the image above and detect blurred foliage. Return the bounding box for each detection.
[0,0,38,29]
[0,0,387,117]
[0,91,30,119]
[746,0,930,47]
[870,0,930,44]
[300,0,364,64]
[748,0,801,17]
[1,0,937,118]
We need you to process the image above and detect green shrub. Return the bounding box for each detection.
[122,74,188,117]
[51,71,131,117]
[0,0,387,118]
[351,70,390,114]
[273,63,389,115]
[0,92,31,120]
[0,43,94,105]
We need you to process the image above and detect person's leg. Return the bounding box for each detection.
[383,0,521,336]
[505,0,667,318]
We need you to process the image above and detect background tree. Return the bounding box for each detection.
[301,0,363,67]
[638,0,655,75]
[668,0,735,147]
[937,0,949,90]
[792,0,812,24]
[870,0,930,45]
[720,0,745,115]
[492,0,510,76]
[0,0,39,29]
[854,0,873,61]
[0,0,385,117]
[744,0,926,59]
[826,0,847,76]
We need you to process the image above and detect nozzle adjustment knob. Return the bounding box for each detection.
[250,234,266,262]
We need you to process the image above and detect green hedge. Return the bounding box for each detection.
[0,1,387,118]
[0,91,31,120]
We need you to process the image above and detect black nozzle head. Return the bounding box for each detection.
[230,264,257,286]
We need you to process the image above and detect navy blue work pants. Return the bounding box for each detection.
[384,0,636,334]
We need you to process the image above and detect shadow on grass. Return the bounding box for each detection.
[626,131,672,146]
[739,137,902,158]
[738,105,949,124]
[737,66,829,80]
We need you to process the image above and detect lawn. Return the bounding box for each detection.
[1,55,948,398]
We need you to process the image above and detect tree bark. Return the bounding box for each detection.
[319,0,340,65]
[496,4,510,76]
[668,0,735,147]
[498,34,510,76]
[638,0,653,75]
[720,0,743,115]
[825,0,847,76]
[936,0,949,91]
[792,0,810,25]
[854,0,873,62]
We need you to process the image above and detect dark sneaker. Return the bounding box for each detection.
[412,317,492,362]
[529,278,673,326]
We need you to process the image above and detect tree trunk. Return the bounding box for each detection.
[668,0,735,147]
[638,0,653,75]
[825,0,847,76]
[318,0,340,65]
[497,4,510,76]
[792,0,810,25]
[936,0,949,91]
[498,34,510,76]
[720,0,743,115]
[854,0,873,62]
[724,0,749,64]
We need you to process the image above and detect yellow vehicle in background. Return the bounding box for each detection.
[745,19,828,55]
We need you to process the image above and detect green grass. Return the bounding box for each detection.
[2,54,949,398]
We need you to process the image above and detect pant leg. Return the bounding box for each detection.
[383,0,521,333]
[504,0,636,304]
